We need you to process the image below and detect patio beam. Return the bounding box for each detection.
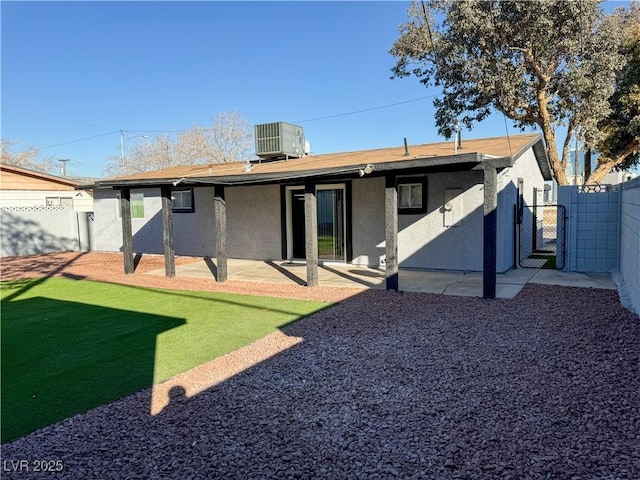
[304,180,319,287]
[385,174,399,291]
[119,187,135,274]
[214,185,227,282]
[160,186,175,277]
[482,164,498,299]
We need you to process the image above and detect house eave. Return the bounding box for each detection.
[91,133,552,189]
[94,153,488,189]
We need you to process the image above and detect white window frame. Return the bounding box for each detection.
[46,196,74,207]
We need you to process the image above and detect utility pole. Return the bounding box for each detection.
[120,130,150,173]
[58,158,70,177]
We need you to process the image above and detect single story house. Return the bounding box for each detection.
[90,132,552,298]
[1,165,95,256]
[0,164,94,212]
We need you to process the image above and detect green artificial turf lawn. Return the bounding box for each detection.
[528,254,557,269]
[1,278,329,443]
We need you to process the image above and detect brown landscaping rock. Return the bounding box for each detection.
[1,253,639,478]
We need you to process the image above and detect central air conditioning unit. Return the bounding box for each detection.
[255,122,305,160]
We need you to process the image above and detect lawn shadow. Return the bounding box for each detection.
[1,296,185,444]
[1,277,333,444]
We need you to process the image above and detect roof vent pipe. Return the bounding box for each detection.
[403,138,409,156]
[454,120,461,155]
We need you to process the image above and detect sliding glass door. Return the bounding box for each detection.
[317,188,345,261]
[288,185,346,261]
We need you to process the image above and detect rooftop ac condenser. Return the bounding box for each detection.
[255,122,305,159]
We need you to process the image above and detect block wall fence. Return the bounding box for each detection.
[558,177,640,315]
[0,206,94,257]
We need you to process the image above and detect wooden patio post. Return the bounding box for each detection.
[483,165,498,299]
[304,180,319,287]
[214,185,227,282]
[119,187,135,274]
[160,185,175,278]
[385,174,399,291]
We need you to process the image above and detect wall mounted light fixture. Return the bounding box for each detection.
[358,164,374,177]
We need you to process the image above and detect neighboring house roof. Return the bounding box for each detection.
[95,133,552,187]
[0,164,82,191]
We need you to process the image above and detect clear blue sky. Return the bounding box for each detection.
[0,1,629,178]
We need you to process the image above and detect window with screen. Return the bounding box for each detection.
[172,189,194,212]
[397,176,427,213]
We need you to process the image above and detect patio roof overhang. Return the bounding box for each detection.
[93,152,488,189]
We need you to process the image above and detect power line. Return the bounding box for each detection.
[123,129,189,133]
[40,130,121,149]
[293,95,436,123]
[35,95,438,150]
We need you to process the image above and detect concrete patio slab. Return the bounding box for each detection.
[528,270,617,289]
[145,258,616,298]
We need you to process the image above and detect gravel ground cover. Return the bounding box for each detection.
[0,252,362,303]
[1,253,639,479]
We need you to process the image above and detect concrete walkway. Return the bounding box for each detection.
[146,258,617,299]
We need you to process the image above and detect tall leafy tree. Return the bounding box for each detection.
[390,0,635,185]
[589,4,640,183]
[104,111,254,176]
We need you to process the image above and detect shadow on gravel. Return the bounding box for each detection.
[3,284,639,479]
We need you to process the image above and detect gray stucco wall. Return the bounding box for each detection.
[93,187,216,257]
[496,148,546,272]
[226,185,282,260]
[351,177,386,266]
[397,171,485,271]
[352,171,486,271]
[92,147,543,274]
[349,151,544,272]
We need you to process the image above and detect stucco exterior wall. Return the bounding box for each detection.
[226,185,282,260]
[496,148,546,271]
[174,187,216,257]
[349,150,544,272]
[93,187,216,257]
[351,177,386,266]
[352,172,487,271]
[397,171,485,271]
[91,146,544,274]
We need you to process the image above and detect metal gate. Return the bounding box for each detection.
[518,205,566,269]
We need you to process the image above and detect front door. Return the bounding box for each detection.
[288,185,346,261]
